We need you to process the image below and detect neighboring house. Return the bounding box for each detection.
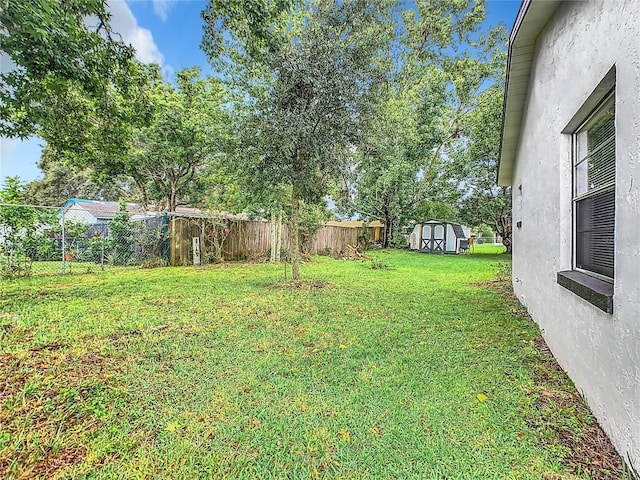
[61,199,146,225]
[408,220,471,254]
[498,0,639,471]
[61,198,204,226]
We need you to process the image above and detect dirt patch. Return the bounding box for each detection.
[529,336,628,479]
[264,280,333,291]
[27,446,88,479]
[28,342,67,352]
[0,348,121,479]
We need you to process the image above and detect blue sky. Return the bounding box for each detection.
[0,0,521,186]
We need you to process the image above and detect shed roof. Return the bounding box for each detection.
[417,220,469,238]
[497,0,562,186]
[419,219,463,226]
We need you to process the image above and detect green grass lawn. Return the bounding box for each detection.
[471,243,507,254]
[0,250,625,479]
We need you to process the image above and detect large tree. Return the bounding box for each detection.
[25,148,135,207]
[336,0,507,247]
[129,67,232,212]
[202,0,393,279]
[0,0,151,170]
[454,81,512,253]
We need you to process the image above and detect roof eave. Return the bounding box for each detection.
[497,0,563,187]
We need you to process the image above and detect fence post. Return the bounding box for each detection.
[163,212,169,266]
[61,208,66,275]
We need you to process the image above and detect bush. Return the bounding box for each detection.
[108,201,134,266]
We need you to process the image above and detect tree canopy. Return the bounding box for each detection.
[0,0,151,170]
[128,67,233,211]
[202,0,395,279]
[5,0,513,267]
[333,0,507,247]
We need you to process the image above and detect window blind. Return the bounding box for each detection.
[574,95,615,279]
[576,189,615,278]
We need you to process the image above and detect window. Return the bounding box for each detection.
[573,94,615,280]
[558,73,615,313]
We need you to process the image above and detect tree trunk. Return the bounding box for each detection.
[135,179,149,209]
[168,186,177,212]
[290,182,301,281]
[384,216,393,248]
[493,213,512,254]
[503,238,512,254]
[270,211,277,262]
[275,211,283,262]
[291,181,300,282]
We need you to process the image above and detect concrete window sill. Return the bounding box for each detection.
[557,270,613,314]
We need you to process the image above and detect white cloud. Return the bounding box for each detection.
[107,0,165,66]
[0,137,19,159]
[152,0,177,22]
[162,64,175,79]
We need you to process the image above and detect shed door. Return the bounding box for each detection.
[420,225,432,252]
[420,224,446,253]
[432,225,445,253]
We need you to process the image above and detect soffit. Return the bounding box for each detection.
[497,0,562,186]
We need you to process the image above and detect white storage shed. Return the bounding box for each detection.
[409,220,471,254]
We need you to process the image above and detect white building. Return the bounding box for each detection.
[60,199,204,226]
[409,220,471,254]
[61,199,146,225]
[498,0,639,471]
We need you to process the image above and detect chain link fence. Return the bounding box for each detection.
[0,203,168,279]
[474,236,503,245]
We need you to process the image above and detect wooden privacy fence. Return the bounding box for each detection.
[168,216,384,266]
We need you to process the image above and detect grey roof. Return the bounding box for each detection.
[64,199,258,221]
[68,200,145,220]
[451,224,466,239]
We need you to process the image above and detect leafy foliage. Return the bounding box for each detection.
[25,148,135,207]
[129,67,233,211]
[0,177,49,277]
[451,77,512,252]
[107,200,134,265]
[0,0,152,169]
[335,0,508,247]
[202,0,394,279]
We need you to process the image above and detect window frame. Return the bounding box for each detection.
[571,90,616,283]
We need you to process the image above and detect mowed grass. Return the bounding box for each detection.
[0,250,621,479]
[471,243,507,254]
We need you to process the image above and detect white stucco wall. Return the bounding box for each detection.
[63,204,100,225]
[511,0,640,470]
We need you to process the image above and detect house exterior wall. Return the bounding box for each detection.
[511,0,640,469]
[63,204,100,225]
